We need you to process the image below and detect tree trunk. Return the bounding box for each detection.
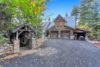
[1,19,5,32]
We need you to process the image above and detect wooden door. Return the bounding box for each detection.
[50,31,58,39]
[61,31,70,39]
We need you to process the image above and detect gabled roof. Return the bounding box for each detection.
[54,15,67,22]
[46,26,56,31]
[64,26,74,30]
[74,28,90,33]
[44,16,75,30]
[12,23,36,33]
[44,15,76,31]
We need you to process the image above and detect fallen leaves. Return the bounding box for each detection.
[1,54,19,61]
[95,42,100,47]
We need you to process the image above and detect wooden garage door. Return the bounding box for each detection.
[50,31,58,38]
[61,31,70,39]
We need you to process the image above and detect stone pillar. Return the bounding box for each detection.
[70,30,74,40]
[13,32,20,53]
[58,31,61,38]
[28,33,32,49]
[32,37,36,49]
[13,39,20,53]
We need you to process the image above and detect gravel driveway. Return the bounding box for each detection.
[0,39,100,67]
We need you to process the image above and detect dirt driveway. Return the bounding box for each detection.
[0,39,100,67]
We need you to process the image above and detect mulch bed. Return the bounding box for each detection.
[95,42,100,47]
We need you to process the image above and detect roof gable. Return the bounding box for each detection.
[54,15,67,23]
[44,16,76,30]
[12,23,36,33]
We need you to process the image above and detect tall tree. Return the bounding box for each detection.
[79,0,100,39]
[0,0,48,37]
[0,3,12,32]
[71,6,79,28]
[79,0,99,26]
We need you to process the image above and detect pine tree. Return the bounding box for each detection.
[0,3,12,32]
[80,0,99,25]
[71,6,79,28]
[79,0,100,39]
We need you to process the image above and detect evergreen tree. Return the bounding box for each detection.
[71,6,79,28]
[79,0,100,39]
[80,0,99,26]
[0,3,12,32]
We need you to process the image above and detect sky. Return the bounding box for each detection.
[44,0,80,21]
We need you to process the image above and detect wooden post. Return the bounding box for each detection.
[36,26,38,45]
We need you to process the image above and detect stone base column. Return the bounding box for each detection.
[58,31,61,38]
[70,30,74,39]
[13,39,20,53]
[32,38,36,49]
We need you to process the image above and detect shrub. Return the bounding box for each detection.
[0,33,8,46]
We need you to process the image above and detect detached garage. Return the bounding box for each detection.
[46,15,74,39]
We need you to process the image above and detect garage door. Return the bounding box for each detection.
[50,31,58,38]
[61,31,70,39]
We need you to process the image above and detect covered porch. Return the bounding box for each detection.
[74,28,89,40]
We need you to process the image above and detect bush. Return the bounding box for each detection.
[0,33,8,46]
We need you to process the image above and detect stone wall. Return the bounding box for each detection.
[0,43,13,55]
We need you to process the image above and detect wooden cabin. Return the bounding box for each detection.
[9,23,36,51]
[46,15,74,39]
[46,15,89,40]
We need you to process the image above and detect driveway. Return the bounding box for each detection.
[0,39,100,67]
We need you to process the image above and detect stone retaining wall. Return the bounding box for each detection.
[0,43,13,56]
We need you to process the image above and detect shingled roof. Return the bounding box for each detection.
[46,15,74,31]
[54,15,67,22]
[74,28,90,33]
[46,25,74,31]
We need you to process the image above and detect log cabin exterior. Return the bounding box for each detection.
[46,15,88,40]
[46,15,74,39]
